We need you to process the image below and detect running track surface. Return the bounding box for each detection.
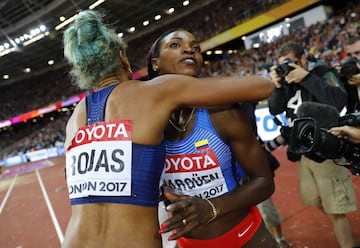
[0,147,359,248]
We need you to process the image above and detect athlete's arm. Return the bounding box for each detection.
[149,74,275,109]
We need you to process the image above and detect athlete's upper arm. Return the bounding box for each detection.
[148,74,274,109]
[222,108,271,178]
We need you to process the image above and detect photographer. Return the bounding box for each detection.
[341,56,360,113]
[328,36,360,147]
[346,36,360,62]
[268,41,359,248]
[342,36,360,113]
[269,42,347,120]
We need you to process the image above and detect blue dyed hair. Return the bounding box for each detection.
[63,10,127,89]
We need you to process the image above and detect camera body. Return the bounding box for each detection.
[340,56,360,79]
[275,58,295,85]
[289,112,360,175]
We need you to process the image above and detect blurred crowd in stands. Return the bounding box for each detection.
[0,70,82,120]
[127,0,287,71]
[200,2,360,78]
[0,113,68,160]
[0,0,359,160]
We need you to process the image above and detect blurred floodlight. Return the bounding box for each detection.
[166,8,175,14]
[89,0,105,9]
[183,1,190,6]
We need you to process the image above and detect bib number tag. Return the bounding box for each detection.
[163,149,229,198]
[66,120,132,199]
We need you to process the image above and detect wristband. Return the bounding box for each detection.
[204,198,218,223]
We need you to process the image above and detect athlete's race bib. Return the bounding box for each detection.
[66,120,132,199]
[163,146,229,199]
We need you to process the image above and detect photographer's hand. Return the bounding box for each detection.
[328,125,360,144]
[285,63,309,84]
[348,73,360,85]
[270,65,283,88]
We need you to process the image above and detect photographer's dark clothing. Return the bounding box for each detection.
[268,63,347,124]
[344,84,360,113]
[268,62,347,162]
[339,56,360,113]
[267,61,357,217]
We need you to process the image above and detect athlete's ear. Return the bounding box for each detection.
[119,50,132,79]
[151,58,159,72]
[119,50,130,68]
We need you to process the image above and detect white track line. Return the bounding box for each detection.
[35,169,64,244]
[0,174,18,215]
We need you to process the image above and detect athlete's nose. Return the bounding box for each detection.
[183,44,195,54]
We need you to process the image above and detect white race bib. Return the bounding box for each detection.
[163,149,228,199]
[66,120,132,199]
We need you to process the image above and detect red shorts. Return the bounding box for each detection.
[177,206,262,248]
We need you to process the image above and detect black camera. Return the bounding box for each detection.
[275,58,295,85]
[340,56,360,79]
[289,112,360,175]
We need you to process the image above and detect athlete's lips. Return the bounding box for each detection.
[180,56,198,65]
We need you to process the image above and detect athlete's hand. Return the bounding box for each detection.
[159,191,214,240]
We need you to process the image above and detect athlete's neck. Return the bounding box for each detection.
[95,76,119,90]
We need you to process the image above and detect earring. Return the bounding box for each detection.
[153,65,159,72]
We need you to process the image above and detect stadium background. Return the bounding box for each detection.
[0,0,351,165]
[0,0,359,247]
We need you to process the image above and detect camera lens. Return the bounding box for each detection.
[299,125,314,151]
[288,118,318,155]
